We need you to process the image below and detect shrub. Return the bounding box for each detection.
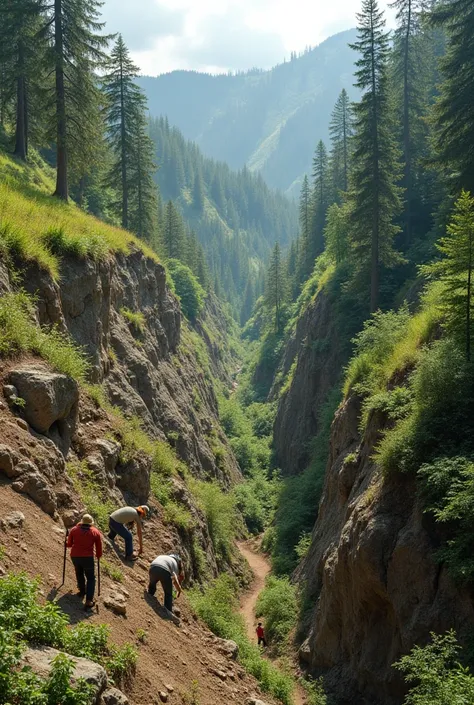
[105,644,138,687]
[418,457,474,581]
[256,576,298,654]
[101,560,123,583]
[295,532,312,561]
[394,631,474,704]
[167,259,204,321]
[120,308,146,334]
[0,291,89,382]
[190,480,238,562]
[377,339,474,474]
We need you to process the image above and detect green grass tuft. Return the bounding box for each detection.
[0,290,89,381]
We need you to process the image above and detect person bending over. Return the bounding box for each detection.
[67,514,103,609]
[108,505,149,561]
[148,553,184,613]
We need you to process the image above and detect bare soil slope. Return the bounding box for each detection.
[0,484,277,705]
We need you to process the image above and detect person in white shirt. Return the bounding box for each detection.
[107,505,149,560]
[148,554,184,612]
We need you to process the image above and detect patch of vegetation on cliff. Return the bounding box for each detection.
[394,631,474,703]
[0,290,89,381]
[266,386,341,576]
[0,152,158,279]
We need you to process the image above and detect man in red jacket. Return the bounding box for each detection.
[67,514,103,609]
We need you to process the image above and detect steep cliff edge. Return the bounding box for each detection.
[269,275,474,704]
[273,288,346,476]
[296,391,474,704]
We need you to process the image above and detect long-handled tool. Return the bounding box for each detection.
[58,528,69,589]
[97,557,101,597]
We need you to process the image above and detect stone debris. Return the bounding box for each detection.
[158,691,169,703]
[101,687,130,705]
[1,510,25,530]
[104,590,127,616]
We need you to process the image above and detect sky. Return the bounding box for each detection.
[100,0,395,77]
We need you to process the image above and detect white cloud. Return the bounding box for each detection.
[100,0,394,75]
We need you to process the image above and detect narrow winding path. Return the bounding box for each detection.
[237,539,306,705]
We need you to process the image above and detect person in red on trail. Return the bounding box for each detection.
[67,514,103,609]
[256,622,267,648]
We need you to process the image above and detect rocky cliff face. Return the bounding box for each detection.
[296,394,474,705]
[273,290,345,476]
[0,246,240,580]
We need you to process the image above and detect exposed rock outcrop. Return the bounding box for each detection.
[273,291,347,476]
[7,367,79,454]
[0,244,241,580]
[297,395,474,704]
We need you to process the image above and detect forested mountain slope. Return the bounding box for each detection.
[149,117,298,315]
[139,30,358,195]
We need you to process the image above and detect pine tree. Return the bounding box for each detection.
[265,242,286,333]
[103,35,145,229]
[240,277,255,326]
[128,114,157,242]
[349,0,403,311]
[298,175,311,277]
[310,140,330,261]
[432,0,474,193]
[0,0,46,160]
[42,0,109,200]
[163,200,185,260]
[390,0,429,244]
[423,191,474,361]
[325,202,351,265]
[193,164,205,212]
[329,89,354,195]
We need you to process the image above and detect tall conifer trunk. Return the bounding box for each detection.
[14,42,26,161]
[120,57,128,228]
[54,0,68,201]
[403,0,412,246]
[370,13,380,313]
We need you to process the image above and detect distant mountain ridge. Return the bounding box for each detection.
[139,30,358,196]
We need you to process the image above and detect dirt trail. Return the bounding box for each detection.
[238,539,306,705]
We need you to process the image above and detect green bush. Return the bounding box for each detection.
[0,632,94,705]
[167,259,204,321]
[377,339,474,474]
[418,457,474,581]
[256,576,298,654]
[189,575,293,705]
[0,291,89,382]
[0,573,137,689]
[394,631,474,704]
[120,307,146,334]
[190,480,238,562]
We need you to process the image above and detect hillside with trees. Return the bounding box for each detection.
[3,0,474,703]
[139,30,358,196]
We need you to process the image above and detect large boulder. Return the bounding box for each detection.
[7,367,79,454]
[22,646,107,703]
